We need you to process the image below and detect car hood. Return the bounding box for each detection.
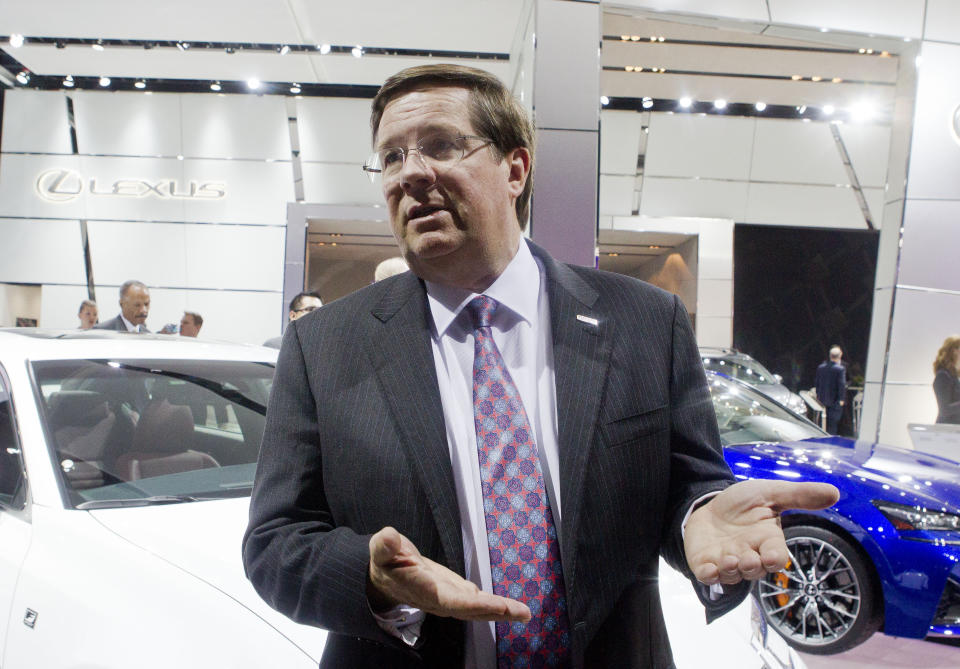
[752,383,792,405]
[725,436,960,512]
[89,497,327,661]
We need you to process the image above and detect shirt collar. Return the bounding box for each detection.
[425,238,541,338]
[120,314,139,332]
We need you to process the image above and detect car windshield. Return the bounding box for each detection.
[702,355,777,386]
[707,373,825,445]
[31,358,273,509]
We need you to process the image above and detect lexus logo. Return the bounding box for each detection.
[35,169,226,202]
[953,105,960,146]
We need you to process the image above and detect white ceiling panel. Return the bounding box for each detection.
[644,113,755,180]
[297,98,373,163]
[767,0,925,39]
[0,89,72,153]
[605,1,769,24]
[73,90,183,156]
[749,118,849,185]
[600,110,644,175]
[835,122,892,188]
[639,176,749,220]
[744,182,866,228]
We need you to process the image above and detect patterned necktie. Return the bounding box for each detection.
[467,295,570,668]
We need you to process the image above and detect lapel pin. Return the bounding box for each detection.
[576,314,599,327]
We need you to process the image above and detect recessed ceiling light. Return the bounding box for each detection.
[849,101,876,122]
[9,34,24,48]
[755,101,767,112]
[318,43,331,55]
[714,99,727,109]
[811,76,822,82]
[134,80,146,89]
[600,96,610,106]
[210,81,222,92]
[822,104,835,115]
[15,71,29,85]
[278,45,290,55]
[290,83,302,94]
[797,105,807,114]
[247,78,262,90]
[62,75,75,88]
[99,76,111,87]
[791,74,803,81]
[642,97,653,109]
[832,77,843,83]
[351,45,363,58]
[177,41,190,51]
[177,155,184,161]
[679,97,692,109]
[92,40,104,51]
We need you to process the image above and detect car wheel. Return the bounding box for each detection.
[755,524,882,655]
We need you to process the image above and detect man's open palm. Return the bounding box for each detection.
[684,479,839,585]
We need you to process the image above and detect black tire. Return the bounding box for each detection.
[754,524,882,655]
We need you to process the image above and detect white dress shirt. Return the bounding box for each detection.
[120,314,142,333]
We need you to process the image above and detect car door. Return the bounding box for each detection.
[0,367,32,660]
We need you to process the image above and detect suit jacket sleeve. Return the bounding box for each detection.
[242,320,398,646]
[659,296,750,617]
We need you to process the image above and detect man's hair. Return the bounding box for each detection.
[374,256,409,282]
[289,291,323,313]
[119,279,148,299]
[370,64,536,229]
[78,299,97,314]
[183,311,203,328]
[934,335,960,374]
[829,346,842,361]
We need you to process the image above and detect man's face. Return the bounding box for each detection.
[375,86,529,292]
[78,305,98,329]
[119,286,150,326]
[289,296,322,322]
[179,314,200,337]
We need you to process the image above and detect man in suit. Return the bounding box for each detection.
[815,346,847,434]
[262,291,323,349]
[93,280,150,333]
[243,64,838,668]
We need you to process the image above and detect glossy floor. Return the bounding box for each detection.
[799,634,960,668]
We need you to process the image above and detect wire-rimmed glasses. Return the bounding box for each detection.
[362,132,493,183]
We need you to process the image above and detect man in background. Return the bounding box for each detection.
[263,291,322,348]
[374,256,409,282]
[179,311,203,337]
[94,280,150,333]
[77,299,98,329]
[815,345,847,434]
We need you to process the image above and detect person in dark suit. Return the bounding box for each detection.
[262,291,323,349]
[93,280,151,333]
[243,64,838,668]
[815,346,847,434]
[933,335,960,424]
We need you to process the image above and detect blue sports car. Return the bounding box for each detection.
[707,371,960,655]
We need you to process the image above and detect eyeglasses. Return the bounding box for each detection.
[293,306,319,314]
[362,132,493,183]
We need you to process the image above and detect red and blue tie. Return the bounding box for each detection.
[467,295,570,668]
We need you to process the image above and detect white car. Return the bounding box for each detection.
[0,328,800,668]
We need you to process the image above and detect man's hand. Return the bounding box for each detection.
[368,527,531,622]
[684,480,839,585]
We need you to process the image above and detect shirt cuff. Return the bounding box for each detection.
[371,604,425,647]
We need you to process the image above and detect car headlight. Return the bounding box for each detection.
[873,500,960,531]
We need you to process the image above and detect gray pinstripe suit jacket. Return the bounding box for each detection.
[243,241,748,668]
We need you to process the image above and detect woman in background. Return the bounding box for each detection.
[933,335,960,424]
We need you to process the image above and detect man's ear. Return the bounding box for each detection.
[505,146,531,199]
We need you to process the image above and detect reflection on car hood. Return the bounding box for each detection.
[89,497,327,660]
[725,436,960,513]
[752,383,791,404]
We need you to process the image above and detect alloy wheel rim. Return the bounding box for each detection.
[757,536,862,646]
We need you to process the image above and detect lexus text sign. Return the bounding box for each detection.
[35,168,226,202]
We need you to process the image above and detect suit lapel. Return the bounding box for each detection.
[529,243,613,595]
[363,274,465,576]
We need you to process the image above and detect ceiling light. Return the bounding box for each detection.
[15,71,29,85]
[134,80,146,89]
[62,75,75,88]
[832,77,843,83]
[849,101,876,122]
[177,155,184,161]
[290,83,302,94]
[713,99,727,110]
[858,48,866,54]
[9,33,24,48]
[755,101,767,112]
[797,105,807,114]
[642,97,653,109]
[318,43,331,55]
[600,96,610,106]
[620,35,629,41]
[811,76,822,82]
[99,76,111,87]
[822,104,835,115]
[791,74,802,81]
[820,27,830,33]
[658,36,665,42]
[631,35,640,42]
[679,97,692,109]
[881,51,890,57]
[247,78,262,90]
[351,45,363,58]
[210,81,222,92]
[92,40,104,51]
[278,45,290,55]
[866,48,874,54]
[177,41,190,51]
[625,66,634,72]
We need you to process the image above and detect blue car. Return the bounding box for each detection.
[707,371,960,655]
